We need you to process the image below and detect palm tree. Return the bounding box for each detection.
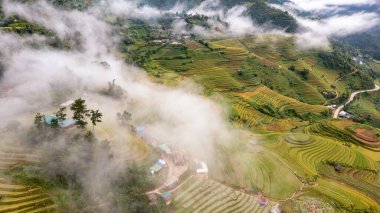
[90,109,102,130]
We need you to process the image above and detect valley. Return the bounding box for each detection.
[0,0,379,212]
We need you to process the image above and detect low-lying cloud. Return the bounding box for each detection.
[282,0,378,13]
[295,12,380,48]
[174,0,264,37]
[272,0,380,48]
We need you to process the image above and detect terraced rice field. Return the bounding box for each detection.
[284,134,314,145]
[210,39,249,51]
[263,133,378,178]
[0,145,39,173]
[191,67,244,91]
[304,121,360,145]
[0,142,55,213]
[210,141,302,199]
[0,178,55,213]
[236,152,302,199]
[305,179,380,210]
[292,196,335,213]
[173,176,277,213]
[238,86,327,114]
[153,38,253,92]
[233,102,274,127]
[157,51,245,91]
[287,135,377,174]
[318,165,380,203]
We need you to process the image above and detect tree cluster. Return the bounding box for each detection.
[318,47,355,74]
[48,0,90,10]
[247,0,298,33]
[34,98,103,131]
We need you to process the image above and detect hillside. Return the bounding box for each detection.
[119,17,380,212]
[0,0,379,213]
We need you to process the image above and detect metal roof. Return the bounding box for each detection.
[158,144,172,154]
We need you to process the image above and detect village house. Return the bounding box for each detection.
[338,111,353,119]
[44,115,75,128]
[158,144,172,155]
[195,160,208,175]
[149,159,167,176]
[161,192,172,205]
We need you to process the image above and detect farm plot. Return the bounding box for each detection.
[238,86,327,115]
[173,176,277,213]
[317,165,380,203]
[262,133,377,178]
[304,121,358,144]
[210,142,302,200]
[304,179,380,211]
[0,144,40,173]
[156,50,246,91]
[287,135,377,174]
[0,178,55,213]
[232,102,274,127]
[0,142,55,213]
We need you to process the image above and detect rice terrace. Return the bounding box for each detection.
[0,0,380,212]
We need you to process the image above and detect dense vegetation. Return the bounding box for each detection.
[246,0,298,33]
[343,28,380,60]
[48,0,90,10]
[348,91,380,127]
[318,47,355,74]
[113,164,154,212]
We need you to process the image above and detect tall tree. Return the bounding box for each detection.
[70,99,89,129]
[90,109,102,130]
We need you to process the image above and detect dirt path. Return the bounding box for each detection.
[333,84,380,118]
[168,175,196,193]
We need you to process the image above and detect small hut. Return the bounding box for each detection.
[334,164,342,172]
[161,192,172,205]
[259,197,268,206]
[195,160,208,174]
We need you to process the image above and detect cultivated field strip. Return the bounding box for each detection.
[308,179,380,210]
[0,145,40,172]
[0,142,56,213]
[0,178,55,213]
[286,135,377,173]
[241,86,326,114]
[173,177,275,213]
[318,165,380,203]
[233,103,274,127]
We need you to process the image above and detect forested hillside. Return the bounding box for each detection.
[343,27,380,60]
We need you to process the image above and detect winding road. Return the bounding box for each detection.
[333,84,380,119]
[324,70,358,105]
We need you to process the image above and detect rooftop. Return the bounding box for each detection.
[161,192,171,200]
[158,144,172,155]
[44,115,75,128]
